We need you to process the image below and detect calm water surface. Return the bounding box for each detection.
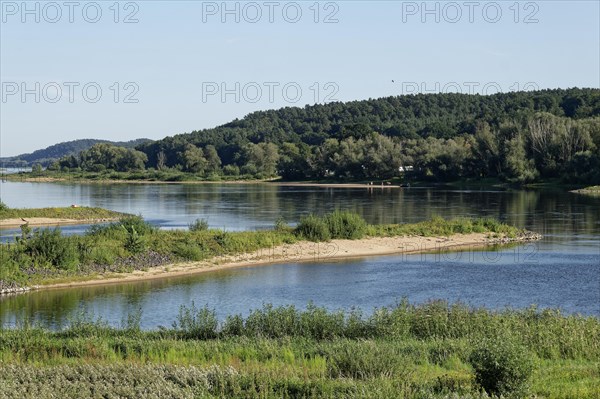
[1,180,599,328]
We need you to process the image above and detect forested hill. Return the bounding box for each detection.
[1,138,152,167]
[55,88,600,184]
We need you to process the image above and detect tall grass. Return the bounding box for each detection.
[1,302,598,398]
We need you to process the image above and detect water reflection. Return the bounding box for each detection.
[2,182,599,236]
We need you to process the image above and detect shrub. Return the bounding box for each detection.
[294,214,331,241]
[189,218,209,232]
[469,336,534,397]
[119,215,156,236]
[325,210,367,239]
[21,228,79,270]
[173,242,206,261]
[87,215,155,238]
[172,303,218,339]
[123,226,146,254]
[273,216,293,233]
[0,200,9,212]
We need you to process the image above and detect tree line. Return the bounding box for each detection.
[51,88,600,184]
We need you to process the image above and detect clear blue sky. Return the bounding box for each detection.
[1,0,599,156]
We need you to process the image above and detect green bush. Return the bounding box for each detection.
[325,210,367,239]
[274,216,291,232]
[173,242,206,261]
[87,215,155,238]
[172,303,218,339]
[123,226,146,254]
[469,336,534,397]
[119,215,156,236]
[295,214,331,241]
[188,218,209,232]
[0,200,9,212]
[21,228,79,271]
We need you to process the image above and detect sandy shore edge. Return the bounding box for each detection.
[13,232,540,293]
[0,217,120,228]
[6,177,402,188]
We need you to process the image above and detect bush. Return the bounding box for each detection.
[469,336,534,397]
[294,214,331,242]
[123,226,146,254]
[189,218,209,232]
[172,303,218,339]
[173,242,206,261]
[21,228,79,270]
[87,215,155,239]
[0,200,9,212]
[119,216,156,236]
[274,216,291,232]
[325,210,367,239]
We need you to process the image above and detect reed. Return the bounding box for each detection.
[1,302,598,399]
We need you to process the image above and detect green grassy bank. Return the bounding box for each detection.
[0,212,529,289]
[1,302,598,398]
[0,202,127,221]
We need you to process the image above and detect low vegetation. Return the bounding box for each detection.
[0,203,127,221]
[0,212,526,288]
[1,301,598,398]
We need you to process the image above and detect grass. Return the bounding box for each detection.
[0,301,598,398]
[0,203,127,221]
[0,213,529,288]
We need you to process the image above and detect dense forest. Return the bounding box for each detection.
[51,88,600,184]
[1,138,151,168]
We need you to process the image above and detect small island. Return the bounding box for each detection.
[0,212,541,294]
[0,202,128,228]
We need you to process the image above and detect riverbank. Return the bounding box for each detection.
[0,206,127,228]
[28,231,539,292]
[4,171,588,190]
[1,301,597,399]
[3,174,398,188]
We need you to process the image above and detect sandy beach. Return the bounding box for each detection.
[6,176,401,188]
[34,232,538,292]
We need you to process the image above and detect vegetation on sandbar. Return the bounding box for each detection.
[0,201,127,221]
[1,301,598,398]
[0,212,526,288]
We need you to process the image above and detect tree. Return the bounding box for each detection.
[242,143,280,177]
[180,144,207,174]
[504,133,539,183]
[31,164,43,175]
[203,145,222,174]
[157,151,167,170]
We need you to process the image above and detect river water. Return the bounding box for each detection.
[1,180,598,329]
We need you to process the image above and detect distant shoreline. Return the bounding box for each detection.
[2,175,410,188]
[25,232,539,293]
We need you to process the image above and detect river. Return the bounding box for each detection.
[1,180,598,329]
